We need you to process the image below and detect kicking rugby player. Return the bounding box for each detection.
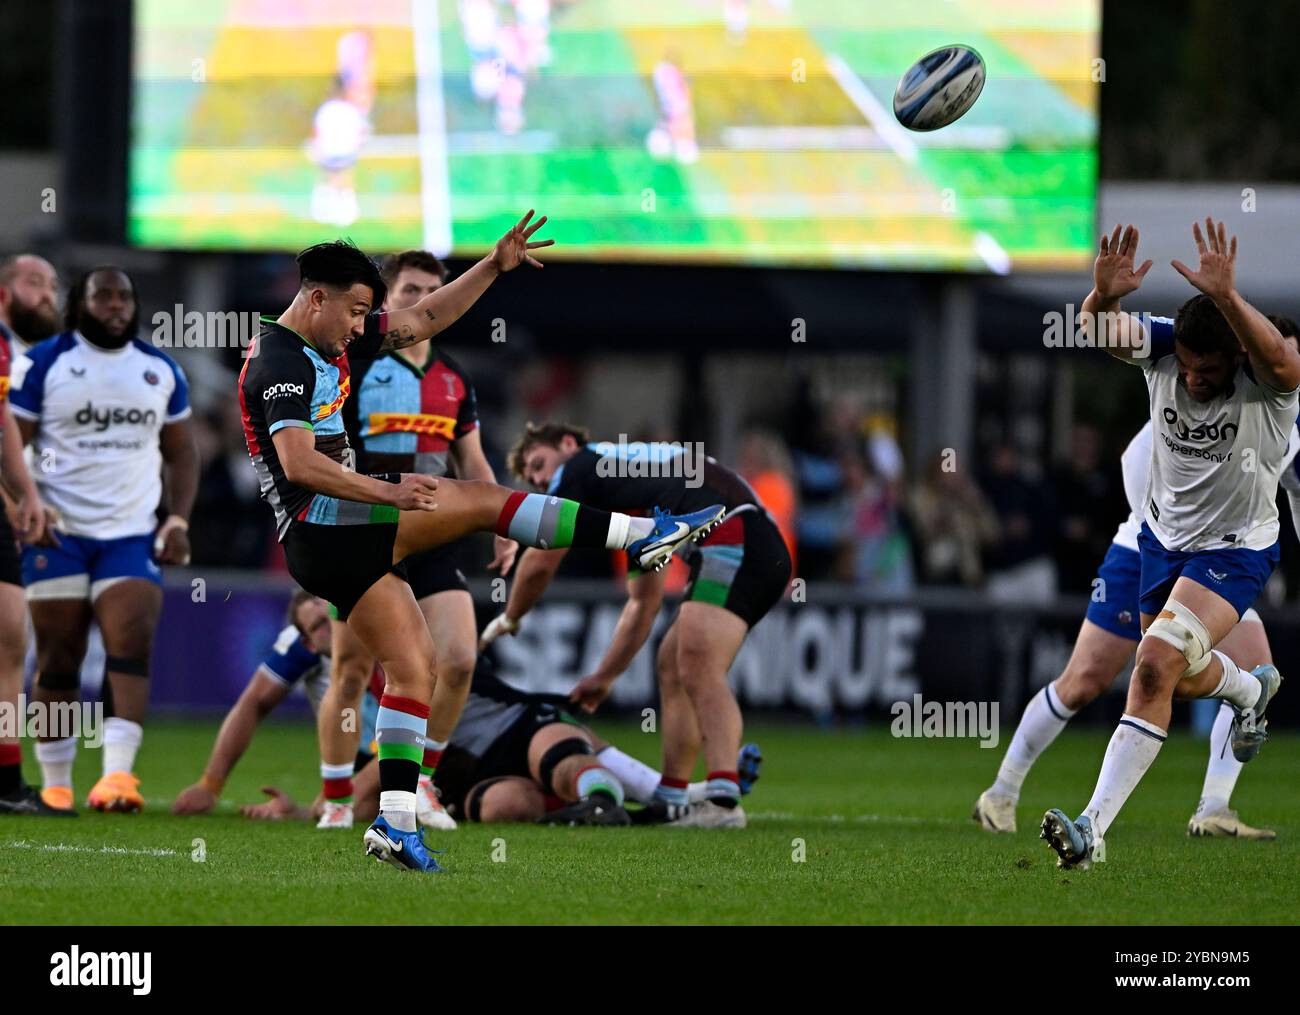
[1040,220,1300,868]
[172,591,337,815]
[11,266,198,815]
[482,424,792,828]
[0,255,56,814]
[238,218,723,872]
[316,249,516,832]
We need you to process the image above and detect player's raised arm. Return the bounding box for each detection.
[1171,217,1300,392]
[1078,223,1156,360]
[380,209,554,351]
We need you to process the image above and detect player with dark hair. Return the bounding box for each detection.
[237,219,724,872]
[10,265,198,814]
[315,247,514,832]
[0,254,56,814]
[1041,220,1300,869]
[482,422,792,828]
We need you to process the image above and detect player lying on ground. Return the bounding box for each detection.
[480,423,791,829]
[11,265,198,816]
[238,219,724,871]
[975,416,1296,839]
[171,591,341,814]
[1039,220,1300,869]
[241,653,764,825]
[317,249,517,834]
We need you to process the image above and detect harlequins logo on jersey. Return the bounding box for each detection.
[1162,407,1238,444]
[75,402,159,432]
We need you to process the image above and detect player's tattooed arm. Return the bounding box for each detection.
[1081,223,1154,361]
[379,318,419,351]
[381,209,553,348]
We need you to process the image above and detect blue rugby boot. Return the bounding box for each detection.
[628,504,725,573]
[363,815,446,873]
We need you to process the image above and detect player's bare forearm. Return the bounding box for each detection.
[505,546,567,622]
[1080,288,1146,361]
[450,429,497,484]
[591,577,663,681]
[272,429,399,506]
[381,257,501,350]
[160,420,199,521]
[205,683,279,784]
[1215,289,1300,390]
[0,409,37,503]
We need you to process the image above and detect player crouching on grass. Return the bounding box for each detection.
[480,423,791,829]
[1039,219,1300,870]
[240,653,764,826]
[238,215,724,872]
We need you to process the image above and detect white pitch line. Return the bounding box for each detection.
[1,839,182,858]
[824,53,918,165]
[412,0,453,257]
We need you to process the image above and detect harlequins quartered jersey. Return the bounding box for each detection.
[238,315,388,540]
[344,345,478,477]
[547,442,760,516]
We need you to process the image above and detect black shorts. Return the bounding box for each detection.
[682,507,791,627]
[436,697,577,820]
[0,512,20,588]
[283,521,407,621]
[402,536,471,600]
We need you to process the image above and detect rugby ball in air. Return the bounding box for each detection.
[892,45,986,132]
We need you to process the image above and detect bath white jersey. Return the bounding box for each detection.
[1116,418,1300,550]
[1130,316,1298,552]
[8,331,190,539]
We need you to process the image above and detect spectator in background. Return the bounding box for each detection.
[836,418,912,593]
[1050,424,1123,593]
[980,442,1058,601]
[737,428,798,576]
[908,448,998,587]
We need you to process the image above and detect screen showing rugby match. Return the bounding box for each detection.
[128,0,1100,272]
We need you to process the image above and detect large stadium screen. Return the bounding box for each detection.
[129,0,1100,271]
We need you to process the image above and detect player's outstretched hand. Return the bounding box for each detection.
[393,473,439,511]
[1094,223,1153,301]
[479,612,519,650]
[240,786,301,821]
[489,536,518,574]
[171,782,217,815]
[1171,217,1237,301]
[569,671,616,714]
[489,209,554,273]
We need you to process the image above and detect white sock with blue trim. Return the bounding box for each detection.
[1082,714,1166,838]
[991,683,1076,800]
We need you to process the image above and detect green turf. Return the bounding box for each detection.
[2,718,1297,924]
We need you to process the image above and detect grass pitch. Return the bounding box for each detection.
[2,718,1297,925]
